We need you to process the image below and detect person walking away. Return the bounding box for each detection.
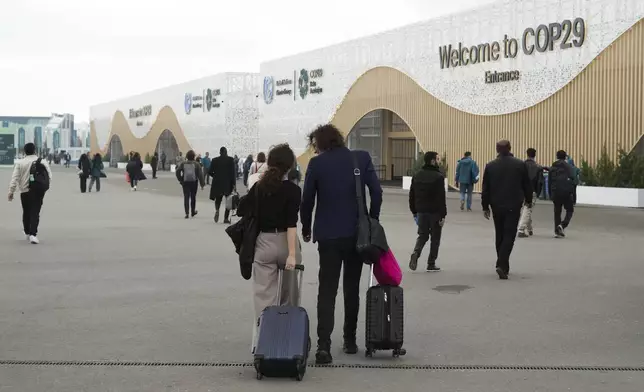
[242,155,253,187]
[78,153,91,193]
[566,155,581,205]
[175,150,205,219]
[408,151,447,272]
[288,163,302,186]
[209,147,236,224]
[161,152,167,171]
[150,152,159,179]
[89,153,104,192]
[7,143,52,244]
[300,124,382,364]
[455,151,479,211]
[233,155,240,179]
[237,144,302,352]
[175,152,184,169]
[248,152,268,189]
[202,152,212,185]
[126,153,144,191]
[549,150,576,238]
[517,148,544,238]
[481,140,532,280]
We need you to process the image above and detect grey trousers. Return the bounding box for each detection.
[251,232,302,351]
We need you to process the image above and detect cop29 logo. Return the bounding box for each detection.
[298,69,309,99]
[263,76,274,104]
[184,93,192,115]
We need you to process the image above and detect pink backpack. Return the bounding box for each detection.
[373,249,403,286]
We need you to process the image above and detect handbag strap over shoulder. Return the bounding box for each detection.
[352,152,367,218]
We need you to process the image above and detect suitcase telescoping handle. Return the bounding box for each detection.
[369,264,375,288]
[276,264,305,306]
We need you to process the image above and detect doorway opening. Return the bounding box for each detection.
[107,135,124,168]
[346,110,420,186]
[155,129,180,167]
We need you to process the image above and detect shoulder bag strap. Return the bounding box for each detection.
[352,152,367,218]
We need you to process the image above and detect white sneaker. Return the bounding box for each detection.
[134,186,137,191]
[29,235,39,244]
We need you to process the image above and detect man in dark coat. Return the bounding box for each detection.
[209,147,236,224]
[481,140,532,280]
[300,124,382,365]
[408,151,447,272]
[150,152,159,179]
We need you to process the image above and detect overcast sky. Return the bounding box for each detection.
[0,0,496,122]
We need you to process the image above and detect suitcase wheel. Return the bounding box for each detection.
[392,348,406,358]
[254,359,263,380]
[365,348,374,358]
[295,359,306,381]
[256,372,263,380]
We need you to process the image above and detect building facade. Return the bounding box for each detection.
[90,0,644,186]
[259,0,644,184]
[90,73,259,165]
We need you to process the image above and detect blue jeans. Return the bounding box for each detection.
[459,183,474,210]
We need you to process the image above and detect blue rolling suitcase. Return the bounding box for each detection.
[253,265,310,381]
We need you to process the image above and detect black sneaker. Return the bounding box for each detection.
[191,210,198,218]
[315,349,333,365]
[343,341,358,355]
[426,264,441,272]
[555,225,565,238]
[214,210,219,223]
[409,253,419,271]
[460,201,465,211]
[528,230,534,236]
[184,214,189,219]
[517,231,528,238]
[496,267,508,280]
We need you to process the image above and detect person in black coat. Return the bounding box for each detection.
[150,152,159,179]
[126,152,146,191]
[408,151,447,272]
[208,146,236,223]
[77,153,91,193]
[481,140,532,280]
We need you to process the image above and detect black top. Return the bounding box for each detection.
[240,180,301,232]
[409,165,447,217]
[481,154,532,211]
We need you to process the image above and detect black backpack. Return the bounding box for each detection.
[29,158,50,193]
[549,163,573,197]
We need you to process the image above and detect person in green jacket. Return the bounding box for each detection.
[89,153,105,192]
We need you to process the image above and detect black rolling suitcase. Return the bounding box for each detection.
[365,264,406,358]
[253,265,310,381]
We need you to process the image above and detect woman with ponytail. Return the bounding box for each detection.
[238,143,302,351]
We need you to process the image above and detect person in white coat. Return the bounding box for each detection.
[7,143,52,244]
[247,151,268,189]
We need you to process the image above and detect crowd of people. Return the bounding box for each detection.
[6,126,581,367]
[408,140,579,280]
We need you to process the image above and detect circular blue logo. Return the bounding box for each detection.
[263,76,274,104]
[184,93,192,114]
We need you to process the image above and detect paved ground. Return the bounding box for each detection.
[1,165,644,391]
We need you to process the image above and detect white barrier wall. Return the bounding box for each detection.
[577,186,644,208]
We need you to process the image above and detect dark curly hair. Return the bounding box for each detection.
[259,144,295,193]
[186,150,196,161]
[308,123,345,153]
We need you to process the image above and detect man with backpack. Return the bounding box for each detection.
[518,148,545,238]
[7,143,52,244]
[549,150,576,238]
[175,150,205,219]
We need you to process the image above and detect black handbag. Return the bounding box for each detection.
[352,153,388,264]
[225,186,260,280]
